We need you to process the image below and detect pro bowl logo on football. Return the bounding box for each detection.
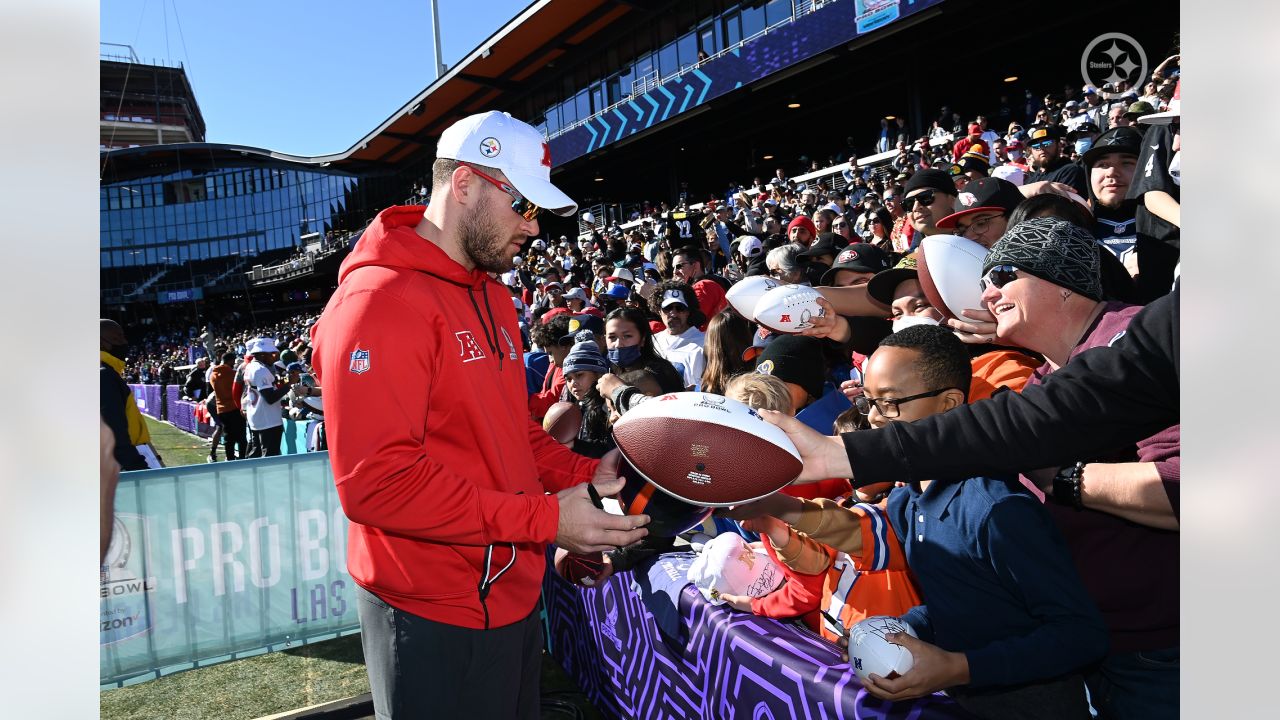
[100,513,158,645]
[479,137,502,158]
[693,393,730,414]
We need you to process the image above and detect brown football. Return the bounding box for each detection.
[543,401,582,445]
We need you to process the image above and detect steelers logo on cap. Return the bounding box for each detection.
[479,137,501,158]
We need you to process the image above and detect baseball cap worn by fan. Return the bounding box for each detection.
[866,253,920,306]
[741,326,778,364]
[755,335,826,401]
[797,233,841,260]
[737,235,764,258]
[820,243,892,285]
[559,314,605,343]
[687,533,785,604]
[562,286,590,303]
[935,177,1025,229]
[660,288,689,310]
[436,111,578,216]
[605,267,635,284]
[1081,126,1143,168]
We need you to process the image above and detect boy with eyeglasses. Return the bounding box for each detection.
[728,324,1106,718]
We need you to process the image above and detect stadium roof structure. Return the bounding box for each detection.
[102,0,637,177]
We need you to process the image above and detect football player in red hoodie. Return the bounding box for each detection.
[312,111,648,720]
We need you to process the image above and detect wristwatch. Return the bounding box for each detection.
[1051,462,1086,511]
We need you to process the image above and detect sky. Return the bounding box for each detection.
[100,0,532,156]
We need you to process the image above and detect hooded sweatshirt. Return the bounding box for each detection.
[311,205,599,630]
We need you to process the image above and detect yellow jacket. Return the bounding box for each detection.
[101,351,151,445]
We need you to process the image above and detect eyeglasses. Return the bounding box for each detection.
[955,213,1002,238]
[854,387,952,418]
[459,163,542,221]
[979,264,1021,292]
[902,190,937,211]
[1029,139,1054,150]
[832,221,849,229]
[660,304,689,314]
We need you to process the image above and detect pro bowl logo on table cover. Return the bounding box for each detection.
[100,513,157,645]
[479,137,502,158]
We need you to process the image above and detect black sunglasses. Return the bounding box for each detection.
[902,190,937,211]
[979,264,1020,291]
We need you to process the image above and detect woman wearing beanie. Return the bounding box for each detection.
[559,330,615,459]
[978,216,1179,716]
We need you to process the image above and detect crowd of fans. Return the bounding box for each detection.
[101,57,1181,717]
[512,62,1180,718]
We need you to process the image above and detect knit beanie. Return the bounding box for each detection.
[786,215,817,239]
[903,168,956,197]
[561,330,610,375]
[983,217,1103,301]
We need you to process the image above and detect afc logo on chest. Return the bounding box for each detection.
[455,331,487,363]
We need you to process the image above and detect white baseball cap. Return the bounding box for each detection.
[687,533,784,605]
[605,267,635,284]
[563,287,589,303]
[436,111,577,216]
[660,288,689,309]
[737,235,764,258]
[990,164,1025,186]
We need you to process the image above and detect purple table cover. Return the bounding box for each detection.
[543,556,975,719]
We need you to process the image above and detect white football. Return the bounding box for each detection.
[848,615,918,684]
[917,234,988,321]
[751,284,826,335]
[725,275,781,318]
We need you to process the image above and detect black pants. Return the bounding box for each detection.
[949,674,1093,720]
[356,585,542,720]
[246,424,283,458]
[215,411,247,460]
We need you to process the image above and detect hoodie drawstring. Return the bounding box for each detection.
[480,285,503,371]
[466,286,503,370]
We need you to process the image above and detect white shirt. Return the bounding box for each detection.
[241,360,283,430]
[651,326,706,391]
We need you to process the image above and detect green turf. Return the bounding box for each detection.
[101,635,370,720]
[100,634,599,720]
[143,416,214,468]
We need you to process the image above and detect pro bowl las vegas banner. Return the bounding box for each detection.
[100,453,358,687]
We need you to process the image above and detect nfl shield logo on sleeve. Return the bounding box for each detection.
[349,348,370,374]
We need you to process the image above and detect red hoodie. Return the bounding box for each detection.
[311,205,599,630]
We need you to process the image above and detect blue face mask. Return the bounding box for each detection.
[607,345,642,367]
[1074,137,1094,155]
